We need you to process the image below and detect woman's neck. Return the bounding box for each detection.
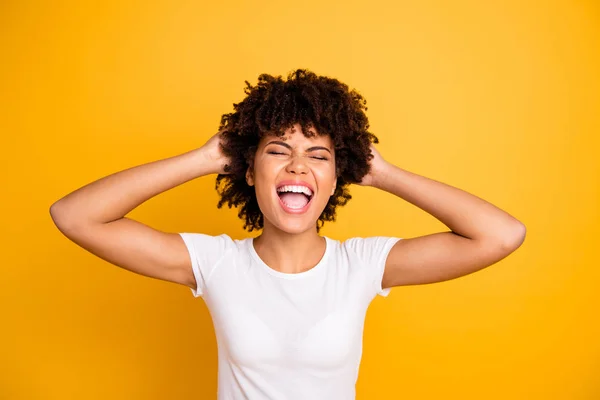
[253,225,326,274]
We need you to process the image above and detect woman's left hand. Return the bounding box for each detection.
[357,144,388,187]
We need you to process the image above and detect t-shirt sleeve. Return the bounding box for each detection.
[178,233,234,298]
[345,236,402,298]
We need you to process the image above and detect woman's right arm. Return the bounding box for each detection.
[49,132,227,290]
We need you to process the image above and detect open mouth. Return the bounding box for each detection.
[276,184,314,213]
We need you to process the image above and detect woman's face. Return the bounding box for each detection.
[247,124,337,234]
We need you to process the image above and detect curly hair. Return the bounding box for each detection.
[216,68,379,232]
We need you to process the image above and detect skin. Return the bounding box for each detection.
[49,122,525,293]
[360,142,526,288]
[247,123,526,283]
[247,126,337,274]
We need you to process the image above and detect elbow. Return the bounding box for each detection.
[49,200,77,232]
[480,221,526,254]
[49,201,61,224]
[49,201,65,229]
[501,221,526,252]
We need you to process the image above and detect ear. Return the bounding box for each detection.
[330,179,337,196]
[246,166,254,186]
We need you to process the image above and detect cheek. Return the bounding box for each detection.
[252,162,278,200]
[314,166,336,194]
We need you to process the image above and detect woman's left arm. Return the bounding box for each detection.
[361,145,526,288]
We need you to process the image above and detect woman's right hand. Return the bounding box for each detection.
[50,129,236,292]
[50,128,237,293]
[199,129,231,175]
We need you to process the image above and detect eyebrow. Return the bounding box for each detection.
[266,140,332,154]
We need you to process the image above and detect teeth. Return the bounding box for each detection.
[276,185,313,197]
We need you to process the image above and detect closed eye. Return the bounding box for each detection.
[267,150,328,160]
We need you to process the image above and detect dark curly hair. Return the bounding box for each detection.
[216,68,379,232]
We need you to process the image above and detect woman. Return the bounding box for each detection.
[50,69,526,399]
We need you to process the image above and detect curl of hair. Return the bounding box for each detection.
[216,68,379,232]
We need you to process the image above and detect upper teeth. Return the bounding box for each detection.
[277,185,313,197]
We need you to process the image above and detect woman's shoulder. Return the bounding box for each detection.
[179,232,253,253]
[330,235,402,257]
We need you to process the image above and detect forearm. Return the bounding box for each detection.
[50,147,214,226]
[372,162,525,244]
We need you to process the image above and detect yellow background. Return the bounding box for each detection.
[1,0,599,398]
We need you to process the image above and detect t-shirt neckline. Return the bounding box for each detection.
[248,236,331,279]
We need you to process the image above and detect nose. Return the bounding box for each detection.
[285,154,309,175]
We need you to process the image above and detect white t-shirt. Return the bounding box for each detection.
[179,233,401,400]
